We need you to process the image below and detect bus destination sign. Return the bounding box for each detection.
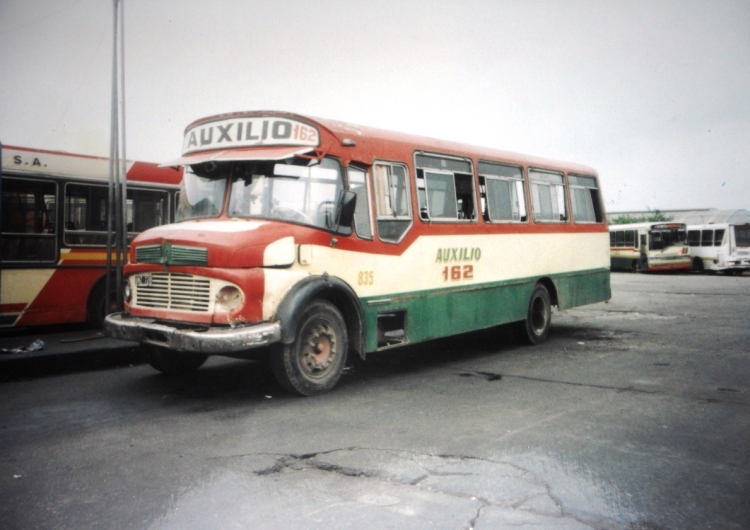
[182,116,320,155]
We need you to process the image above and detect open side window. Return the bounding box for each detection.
[569,174,604,223]
[415,154,475,222]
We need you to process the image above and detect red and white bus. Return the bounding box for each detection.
[609,222,691,272]
[1,145,182,328]
[106,111,611,395]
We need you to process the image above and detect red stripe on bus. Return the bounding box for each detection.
[15,268,104,326]
[127,162,183,185]
[1,303,27,313]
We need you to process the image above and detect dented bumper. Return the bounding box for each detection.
[104,312,281,354]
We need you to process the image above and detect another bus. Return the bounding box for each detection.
[609,222,691,272]
[105,111,611,395]
[686,223,750,274]
[1,145,182,328]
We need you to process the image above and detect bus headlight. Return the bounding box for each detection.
[123,281,132,303]
[216,286,243,311]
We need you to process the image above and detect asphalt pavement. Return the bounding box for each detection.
[1,272,749,530]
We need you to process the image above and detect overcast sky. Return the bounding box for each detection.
[1,0,749,212]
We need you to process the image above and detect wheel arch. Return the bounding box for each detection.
[536,276,559,308]
[86,272,116,327]
[274,274,366,360]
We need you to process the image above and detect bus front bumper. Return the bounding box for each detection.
[104,312,282,354]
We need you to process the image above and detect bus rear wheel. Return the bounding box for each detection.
[692,258,704,272]
[519,284,551,345]
[270,300,348,396]
[145,345,208,375]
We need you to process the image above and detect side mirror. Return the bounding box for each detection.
[335,190,357,234]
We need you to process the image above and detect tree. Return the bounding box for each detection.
[610,209,673,224]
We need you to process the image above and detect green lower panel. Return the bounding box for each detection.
[554,268,611,310]
[360,268,610,352]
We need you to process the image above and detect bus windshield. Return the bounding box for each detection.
[176,165,227,221]
[226,157,344,229]
[649,226,686,251]
[176,157,345,229]
[735,225,750,247]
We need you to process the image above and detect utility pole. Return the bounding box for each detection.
[106,0,127,317]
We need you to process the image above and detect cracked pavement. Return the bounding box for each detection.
[153,448,614,530]
[1,273,749,529]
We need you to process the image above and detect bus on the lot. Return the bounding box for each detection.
[686,223,750,274]
[609,222,691,272]
[105,111,611,395]
[1,145,182,328]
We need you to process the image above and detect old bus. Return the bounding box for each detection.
[1,145,182,328]
[609,222,691,272]
[686,223,750,274]
[105,111,611,395]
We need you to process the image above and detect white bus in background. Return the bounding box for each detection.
[686,223,750,274]
[609,222,691,272]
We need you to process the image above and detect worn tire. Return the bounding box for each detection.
[145,345,208,375]
[270,300,348,396]
[518,283,552,345]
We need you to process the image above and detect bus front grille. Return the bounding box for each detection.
[136,244,163,263]
[135,244,208,265]
[170,245,208,265]
[134,273,211,312]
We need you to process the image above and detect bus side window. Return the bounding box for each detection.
[615,230,624,247]
[713,229,725,247]
[624,230,635,247]
[1,177,57,262]
[64,183,109,246]
[373,162,412,243]
[414,154,475,222]
[529,169,567,222]
[687,230,700,247]
[701,229,713,247]
[569,175,603,223]
[128,189,169,233]
[347,166,372,239]
[478,162,527,223]
[609,231,616,246]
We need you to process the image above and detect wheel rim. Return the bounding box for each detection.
[299,321,338,378]
[530,296,549,335]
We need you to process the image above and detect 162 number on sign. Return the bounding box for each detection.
[442,265,473,282]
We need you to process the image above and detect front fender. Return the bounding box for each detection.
[274,274,366,359]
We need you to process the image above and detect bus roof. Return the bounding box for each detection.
[1,144,183,186]
[170,111,598,176]
[609,222,687,230]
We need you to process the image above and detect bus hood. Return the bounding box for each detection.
[131,220,298,268]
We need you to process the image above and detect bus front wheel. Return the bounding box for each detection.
[519,284,551,345]
[270,300,348,396]
[145,345,208,375]
[87,280,118,329]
